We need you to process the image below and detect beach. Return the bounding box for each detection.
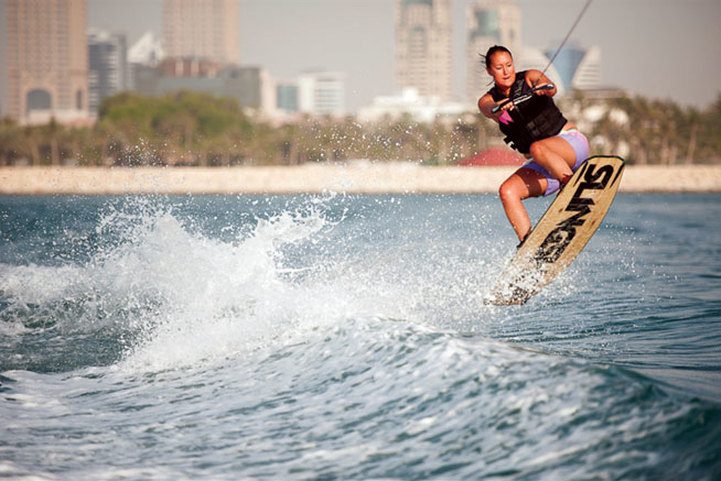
[2,163,721,195]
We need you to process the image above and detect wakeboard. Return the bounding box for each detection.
[488,155,625,306]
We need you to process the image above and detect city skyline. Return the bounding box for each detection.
[1,0,718,117]
[82,0,721,112]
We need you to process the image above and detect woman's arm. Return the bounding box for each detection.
[525,69,557,97]
[478,93,503,121]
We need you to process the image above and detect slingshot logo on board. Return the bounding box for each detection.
[535,161,621,265]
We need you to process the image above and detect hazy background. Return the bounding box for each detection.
[76,0,721,111]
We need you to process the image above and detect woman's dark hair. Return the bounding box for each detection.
[482,45,512,68]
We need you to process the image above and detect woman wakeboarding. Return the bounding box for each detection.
[477,45,590,247]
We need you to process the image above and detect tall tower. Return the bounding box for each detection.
[162,0,240,65]
[3,0,89,125]
[88,30,129,113]
[466,0,521,101]
[395,0,452,101]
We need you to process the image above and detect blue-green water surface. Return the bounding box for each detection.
[1,193,720,480]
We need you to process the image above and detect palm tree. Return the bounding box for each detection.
[683,106,700,164]
[0,120,22,165]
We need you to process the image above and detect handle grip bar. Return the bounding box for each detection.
[491,83,555,113]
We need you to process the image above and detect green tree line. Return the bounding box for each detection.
[0,90,719,167]
[572,93,721,165]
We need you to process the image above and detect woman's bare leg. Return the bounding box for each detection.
[498,167,547,241]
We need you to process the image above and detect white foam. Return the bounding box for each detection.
[1,196,508,373]
[109,204,341,371]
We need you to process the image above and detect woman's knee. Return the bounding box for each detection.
[499,180,520,203]
[529,141,546,160]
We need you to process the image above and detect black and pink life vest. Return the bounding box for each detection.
[488,71,567,154]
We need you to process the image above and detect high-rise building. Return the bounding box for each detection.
[162,0,240,65]
[395,0,452,101]
[298,71,346,117]
[466,0,521,101]
[88,30,129,113]
[2,0,90,125]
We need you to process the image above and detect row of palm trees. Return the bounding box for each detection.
[0,90,719,167]
[577,94,721,165]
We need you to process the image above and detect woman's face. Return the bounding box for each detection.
[486,51,515,90]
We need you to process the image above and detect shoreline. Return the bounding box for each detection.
[2,164,721,195]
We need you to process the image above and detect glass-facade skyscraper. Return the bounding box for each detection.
[88,30,129,114]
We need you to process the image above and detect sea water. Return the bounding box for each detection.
[0,193,719,480]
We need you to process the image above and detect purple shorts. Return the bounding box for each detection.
[523,129,590,196]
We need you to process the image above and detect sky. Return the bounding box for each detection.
[87,0,721,112]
